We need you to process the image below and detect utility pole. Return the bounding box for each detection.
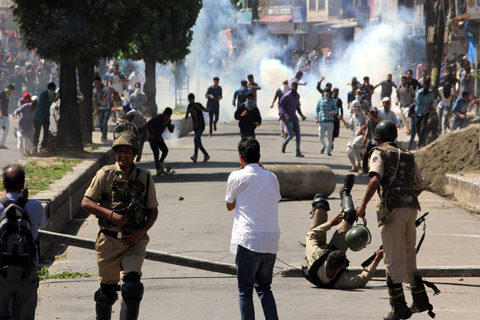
[424,0,435,73]
[432,0,447,98]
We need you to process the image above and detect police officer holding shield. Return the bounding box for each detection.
[81,131,158,320]
[357,120,435,320]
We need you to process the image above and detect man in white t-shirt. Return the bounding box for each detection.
[378,97,400,126]
[108,64,128,97]
[225,137,281,320]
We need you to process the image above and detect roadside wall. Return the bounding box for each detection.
[33,148,114,255]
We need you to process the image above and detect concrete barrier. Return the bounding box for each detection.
[265,165,336,199]
[445,173,480,209]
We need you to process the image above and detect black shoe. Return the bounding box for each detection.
[190,155,197,163]
[327,152,332,156]
[214,123,217,131]
[320,147,325,154]
[203,154,210,162]
[281,143,286,153]
[384,302,412,320]
[296,152,304,158]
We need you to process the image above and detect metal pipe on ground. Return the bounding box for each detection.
[38,230,236,275]
[264,165,336,199]
[39,231,480,278]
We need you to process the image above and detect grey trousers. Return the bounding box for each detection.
[0,272,38,320]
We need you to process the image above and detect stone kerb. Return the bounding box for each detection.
[31,148,114,255]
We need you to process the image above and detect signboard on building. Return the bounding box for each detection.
[467,0,480,20]
[291,7,305,23]
[268,0,292,15]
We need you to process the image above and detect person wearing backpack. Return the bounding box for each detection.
[0,164,47,320]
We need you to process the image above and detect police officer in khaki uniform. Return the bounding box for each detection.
[304,176,383,289]
[357,120,434,320]
[81,131,158,320]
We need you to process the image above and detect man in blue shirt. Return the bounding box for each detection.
[451,91,477,131]
[0,164,48,320]
[315,89,337,156]
[232,80,250,109]
[205,77,222,136]
[414,79,434,148]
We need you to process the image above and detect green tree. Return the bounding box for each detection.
[75,1,142,144]
[13,0,139,148]
[125,0,202,115]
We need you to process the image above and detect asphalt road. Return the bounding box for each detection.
[34,120,480,319]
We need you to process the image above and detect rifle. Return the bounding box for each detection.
[360,212,429,268]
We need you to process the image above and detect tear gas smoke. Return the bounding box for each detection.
[154,1,413,122]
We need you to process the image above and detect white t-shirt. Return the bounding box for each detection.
[110,73,125,96]
[378,108,400,125]
[225,164,281,254]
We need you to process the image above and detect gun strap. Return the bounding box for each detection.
[416,221,427,254]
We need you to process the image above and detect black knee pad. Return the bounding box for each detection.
[122,272,144,302]
[94,283,119,306]
[311,194,330,211]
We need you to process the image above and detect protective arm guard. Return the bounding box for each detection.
[341,194,357,226]
[340,174,357,225]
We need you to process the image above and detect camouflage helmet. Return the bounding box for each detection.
[345,224,372,252]
[112,131,139,153]
[374,120,397,141]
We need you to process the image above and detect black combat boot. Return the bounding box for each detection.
[384,276,412,320]
[309,194,330,230]
[410,272,435,318]
[94,284,119,320]
[340,174,355,198]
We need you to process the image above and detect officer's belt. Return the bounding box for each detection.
[100,229,129,239]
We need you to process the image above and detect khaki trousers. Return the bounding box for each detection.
[305,208,351,269]
[380,207,418,285]
[95,232,149,284]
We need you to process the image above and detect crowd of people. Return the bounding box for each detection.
[2,48,475,320]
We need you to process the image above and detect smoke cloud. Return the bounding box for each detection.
[155,1,414,120]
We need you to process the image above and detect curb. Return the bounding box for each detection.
[30,147,115,255]
[445,173,480,210]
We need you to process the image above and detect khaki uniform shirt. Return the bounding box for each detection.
[311,221,380,289]
[369,149,425,191]
[85,162,158,232]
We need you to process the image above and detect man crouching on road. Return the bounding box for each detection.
[81,131,158,320]
[304,175,383,289]
[226,137,281,320]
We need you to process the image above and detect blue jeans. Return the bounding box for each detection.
[407,117,417,151]
[283,118,301,152]
[437,104,450,131]
[97,109,111,140]
[235,245,278,320]
[451,116,467,131]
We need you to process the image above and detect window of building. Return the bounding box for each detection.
[318,0,325,10]
[309,0,316,11]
